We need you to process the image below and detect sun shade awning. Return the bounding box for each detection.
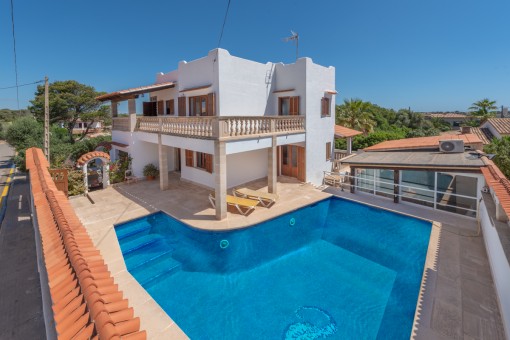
[96,81,176,102]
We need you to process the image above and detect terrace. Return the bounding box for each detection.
[112,115,306,141]
[66,173,506,339]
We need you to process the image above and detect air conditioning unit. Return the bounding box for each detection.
[439,140,464,153]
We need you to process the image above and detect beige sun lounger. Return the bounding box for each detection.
[209,193,259,216]
[233,188,279,208]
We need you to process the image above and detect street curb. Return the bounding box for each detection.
[0,163,16,227]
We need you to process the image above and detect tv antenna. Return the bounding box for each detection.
[283,30,299,61]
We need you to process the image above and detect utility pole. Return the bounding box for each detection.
[44,76,49,161]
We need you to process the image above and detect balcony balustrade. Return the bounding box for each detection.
[131,115,306,140]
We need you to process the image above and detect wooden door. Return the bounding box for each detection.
[280,145,305,181]
[157,100,164,115]
[297,146,306,181]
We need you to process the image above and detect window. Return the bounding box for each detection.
[185,150,213,173]
[166,99,175,115]
[326,142,331,161]
[189,95,208,116]
[279,96,299,115]
[196,152,213,173]
[321,97,330,117]
[185,150,194,167]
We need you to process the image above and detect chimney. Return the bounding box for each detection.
[502,107,508,118]
[461,126,471,134]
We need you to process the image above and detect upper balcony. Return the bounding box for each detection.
[113,115,305,141]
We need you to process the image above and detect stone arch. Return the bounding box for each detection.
[76,151,111,193]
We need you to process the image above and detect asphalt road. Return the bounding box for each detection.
[0,141,15,201]
[0,142,46,339]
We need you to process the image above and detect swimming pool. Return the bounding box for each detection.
[115,197,431,339]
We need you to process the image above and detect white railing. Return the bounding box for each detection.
[112,117,130,132]
[134,115,305,140]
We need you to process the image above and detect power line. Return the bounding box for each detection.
[10,0,20,111]
[0,80,44,90]
[217,0,232,48]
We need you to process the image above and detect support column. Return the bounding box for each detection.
[128,99,136,114]
[111,101,118,117]
[102,163,110,189]
[158,134,169,190]
[128,98,137,132]
[214,140,227,220]
[83,164,88,194]
[268,136,277,194]
[350,167,356,193]
[347,137,353,154]
[394,169,400,203]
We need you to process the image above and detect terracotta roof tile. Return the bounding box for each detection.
[334,125,363,138]
[76,151,110,166]
[486,118,510,135]
[96,81,176,102]
[470,127,494,144]
[364,134,483,151]
[25,147,146,339]
[425,113,469,119]
[480,157,510,217]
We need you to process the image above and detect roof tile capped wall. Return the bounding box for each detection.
[26,147,146,340]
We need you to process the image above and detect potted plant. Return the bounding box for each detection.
[143,163,159,180]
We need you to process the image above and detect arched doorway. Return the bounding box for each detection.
[76,151,111,193]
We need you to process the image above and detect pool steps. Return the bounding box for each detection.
[116,223,183,286]
[121,234,164,254]
[115,220,152,240]
[124,243,174,270]
[132,254,182,286]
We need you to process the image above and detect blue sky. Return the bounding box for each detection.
[1,0,509,112]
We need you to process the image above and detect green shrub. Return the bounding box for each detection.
[143,163,159,177]
[67,168,85,196]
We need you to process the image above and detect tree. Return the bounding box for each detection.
[469,98,497,123]
[484,136,510,178]
[29,80,108,143]
[336,99,376,134]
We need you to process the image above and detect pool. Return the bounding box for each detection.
[115,197,431,339]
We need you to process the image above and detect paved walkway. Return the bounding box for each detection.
[0,173,46,339]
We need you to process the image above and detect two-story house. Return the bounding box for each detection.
[97,49,336,219]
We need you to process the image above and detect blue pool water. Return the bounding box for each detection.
[115,197,431,339]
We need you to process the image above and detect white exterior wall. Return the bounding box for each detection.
[217,50,275,116]
[130,140,159,177]
[304,59,335,185]
[480,199,510,338]
[226,149,267,188]
[111,48,336,187]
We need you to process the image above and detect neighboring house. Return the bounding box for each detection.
[424,112,470,128]
[480,118,510,140]
[97,48,336,219]
[60,120,103,133]
[341,134,489,218]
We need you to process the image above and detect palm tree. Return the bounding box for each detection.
[469,98,497,123]
[336,99,375,134]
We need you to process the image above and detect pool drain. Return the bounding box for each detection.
[289,217,296,226]
[220,239,229,249]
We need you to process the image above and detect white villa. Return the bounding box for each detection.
[97,48,336,219]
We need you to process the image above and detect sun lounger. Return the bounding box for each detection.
[233,187,279,207]
[208,193,259,216]
[323,171,342,187]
